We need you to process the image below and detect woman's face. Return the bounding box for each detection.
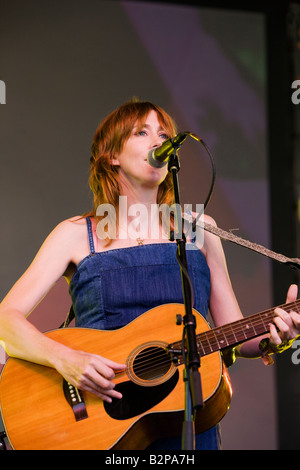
[111,110,170,190]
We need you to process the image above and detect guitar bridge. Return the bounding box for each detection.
[168,348,184,366]
[63,379,88,422]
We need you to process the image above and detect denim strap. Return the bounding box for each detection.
[86,217,95,254]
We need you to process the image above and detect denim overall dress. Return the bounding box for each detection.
[69,217,220,450]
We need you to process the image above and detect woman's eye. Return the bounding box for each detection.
[135,130,168,139]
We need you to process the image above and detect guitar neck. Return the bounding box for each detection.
[170,299,300,357]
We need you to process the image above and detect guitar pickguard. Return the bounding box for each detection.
[104,370,179,420]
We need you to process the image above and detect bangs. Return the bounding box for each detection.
[114,100,177,146]
[132,102,176,138]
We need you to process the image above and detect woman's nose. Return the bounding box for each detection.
[152,136,164,149]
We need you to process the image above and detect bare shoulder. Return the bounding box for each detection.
[187,211,218,255]
[48,216,90,264]
[49,216,87,243]
[200,213,217,228]
[201,214,226,261]
[54,215,87,231]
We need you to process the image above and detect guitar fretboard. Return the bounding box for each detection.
[169,299,300,357]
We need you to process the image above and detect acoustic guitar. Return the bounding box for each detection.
[0,300,299,450]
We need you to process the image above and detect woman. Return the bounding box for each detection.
[0,99,299,450]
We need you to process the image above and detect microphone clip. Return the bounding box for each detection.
[167,146,181,172]
[167,133,189,172]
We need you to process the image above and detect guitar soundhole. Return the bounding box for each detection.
[133,346,172,382]
[126,341,176,387]
[104,370,179,420]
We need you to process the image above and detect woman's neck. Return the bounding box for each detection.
[117,184,167,242]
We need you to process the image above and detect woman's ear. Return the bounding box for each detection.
[110,156,120,166]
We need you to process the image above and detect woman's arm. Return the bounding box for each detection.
[0,219,125,402]
[202,215,300,360]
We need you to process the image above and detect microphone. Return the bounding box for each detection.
[147,132,189,168]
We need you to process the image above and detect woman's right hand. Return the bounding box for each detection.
[53,347,126,403]
[0,220,126,403]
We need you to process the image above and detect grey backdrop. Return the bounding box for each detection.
[0,0,285,449]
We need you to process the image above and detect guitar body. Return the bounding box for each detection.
[0,304,232,450]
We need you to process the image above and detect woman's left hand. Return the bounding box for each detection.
[269,284,300,349]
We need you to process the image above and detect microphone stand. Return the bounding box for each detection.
[168,146,204,451]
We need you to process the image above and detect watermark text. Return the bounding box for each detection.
[0,343,6,365]
[0,80,6,104]
[95,197,204,248]
[291,80,300,104]
[291,339,300,365]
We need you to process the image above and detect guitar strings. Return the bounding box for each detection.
[115,300,300,381]
[127,348,174,380]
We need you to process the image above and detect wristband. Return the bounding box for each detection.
[259,337,294,366]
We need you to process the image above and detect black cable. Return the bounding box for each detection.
[187,133,216,231]
[173,132,217,309]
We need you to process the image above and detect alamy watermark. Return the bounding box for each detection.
[0,343,6,365]
[0,80,6,104]
[95,197,204,248]
[291,340,300,365]
[291,80,300,104]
